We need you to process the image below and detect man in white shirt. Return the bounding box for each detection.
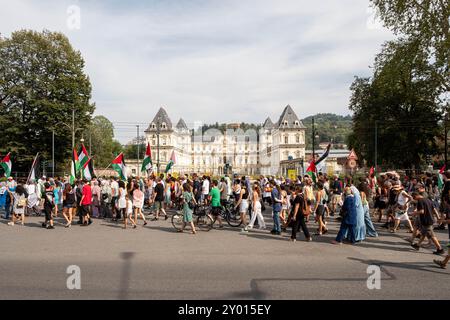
[202,176,210,203]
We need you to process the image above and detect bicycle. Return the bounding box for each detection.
[171,204,214,232]
[211,200,242,228]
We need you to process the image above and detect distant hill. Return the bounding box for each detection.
[301,113,352,148]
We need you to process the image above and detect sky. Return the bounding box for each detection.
[0,0,393,143]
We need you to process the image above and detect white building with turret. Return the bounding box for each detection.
[143,105,306,176]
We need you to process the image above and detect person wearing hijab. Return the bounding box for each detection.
[350,185,366,242]
[332,186,357,245]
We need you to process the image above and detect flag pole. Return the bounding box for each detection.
[27,153,39,184]
[98,162,113,178]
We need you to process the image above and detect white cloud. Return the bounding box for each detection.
[0,0,393,143]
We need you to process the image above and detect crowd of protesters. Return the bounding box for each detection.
[0,169,449,269]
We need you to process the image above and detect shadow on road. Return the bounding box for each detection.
[118,251,136,300]
[348,257,449,275]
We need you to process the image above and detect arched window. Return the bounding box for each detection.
[152,124,156,129]
[294,121,299,126]
[161,122,166,129]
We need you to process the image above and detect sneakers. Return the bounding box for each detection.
[411,243,420,251]
[46,225,55,230]
[433,259,447,269]
[241,227,249,233]
[433,249,445,255]
[42,223,47,228]
[7,221,14,226]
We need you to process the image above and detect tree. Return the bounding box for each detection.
[371,0,450,93]
[90,115,123,167]
[0,30,94,173]
[302,114,353,148]
[123,136,145,160]
[348,38,442,169]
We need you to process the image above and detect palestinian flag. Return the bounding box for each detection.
[306,161,317,183]
[141,143,152,172]
[314,144,331,167]
[165,150,176,173]
[82,158,96,181]
[112,153,127,180]
[78,144,89,169]
[438,165,446,190]
[0,152,12,177]
[70,148,80,184]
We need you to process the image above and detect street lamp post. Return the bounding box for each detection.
[136,125,140,175]
[156,120,161,174]
[52,129,55,177]
[445,113,448,169]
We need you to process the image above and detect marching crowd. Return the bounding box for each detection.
[0,169,449,269]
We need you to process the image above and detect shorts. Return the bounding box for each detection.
[395,211,410,221]
[331,194,341,204]
[240,200,249,213]
[316,205,326,218]
[154,201,163,210]
[420,225,435,239]
[63,204,76,209]
[81,205,91,217]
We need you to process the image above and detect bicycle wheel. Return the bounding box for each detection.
[196,214,213,231]
[226,208,242,227]
[171,212,184,231]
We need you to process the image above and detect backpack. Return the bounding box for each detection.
[188,193,196,210]
[17,195,27,208]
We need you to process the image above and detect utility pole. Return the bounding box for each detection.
[136,125,140,175]
[375,120,378,172]
[156,120,161,175]
[89,128,92,156]
[72,108,75,150]
[445,113,448,169]
[312,117,315,163]
[52,129,55,177]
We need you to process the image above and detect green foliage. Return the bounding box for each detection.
[123,136,146,160]
[302,114,352,148]
[371,0,449,92]
[0,30,94,172]
[348,38,443,169]
[90,115,123,167]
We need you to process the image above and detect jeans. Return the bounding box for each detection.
[364,205,378,237]
[272,210,281,233]
[4,203,12,220]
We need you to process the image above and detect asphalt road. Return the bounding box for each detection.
[0,207,448,300]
